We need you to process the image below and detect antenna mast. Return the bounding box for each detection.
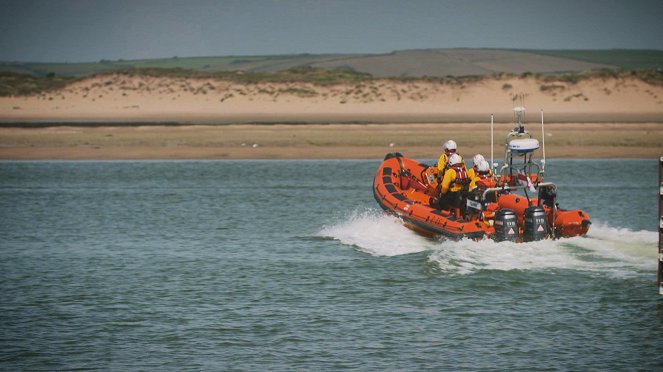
[541,109,546,173]
[513,106,526,134]
[491,114,494,174]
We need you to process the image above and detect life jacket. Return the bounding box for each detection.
[475,170,497,189]
[451,166,469,188]
[476,170,491,180]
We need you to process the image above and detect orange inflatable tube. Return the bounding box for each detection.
[373,154,491,240]
[373,153,591,241]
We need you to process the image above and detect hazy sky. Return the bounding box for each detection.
[1,0,662,63]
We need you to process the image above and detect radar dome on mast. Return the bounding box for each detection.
[507,106,539,153]
[508,138,539,154]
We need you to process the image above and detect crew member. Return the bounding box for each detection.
[438,153,470,214]
[469,159,495,190]
[467,154,486,180]
[437,140,464,178]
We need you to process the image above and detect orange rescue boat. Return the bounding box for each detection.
[372,107,591,242]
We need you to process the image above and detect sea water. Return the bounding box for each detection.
[0,159,661,370]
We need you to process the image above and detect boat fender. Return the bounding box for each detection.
[494,209,518,242]
[523,206,549,242]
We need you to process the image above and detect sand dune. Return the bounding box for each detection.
[0,73,662,159]
[1,73,662,123]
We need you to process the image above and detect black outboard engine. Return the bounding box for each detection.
[523,205,549,242]
[494,209,518,242]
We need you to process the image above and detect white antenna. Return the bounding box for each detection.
[490,114,494,173]
[512,93,526,130]
[513,106,526,130]
[540,109,546,172]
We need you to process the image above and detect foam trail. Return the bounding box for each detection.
[320,212,657,277]
[429,222,657,277]
[429,238,585,275]
[586,220,657,245]
[566,222,658,275]
[319,210,431,256]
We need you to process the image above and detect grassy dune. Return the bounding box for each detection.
[2,66,663,98]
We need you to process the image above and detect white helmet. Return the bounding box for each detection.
[477,159,490,172]
[473,154,485,166]
[448,153,462,166]
[443,140,457,151]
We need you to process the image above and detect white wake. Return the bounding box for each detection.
[318,210,434,256]
[319,212,657,277]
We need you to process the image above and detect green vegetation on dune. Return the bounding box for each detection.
[0,72,76,96]
[0,66,373,96]
[100,65,373,85]
[538,67,663,85]
[1,66,662,97]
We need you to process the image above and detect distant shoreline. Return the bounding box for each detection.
[1,122,661,160]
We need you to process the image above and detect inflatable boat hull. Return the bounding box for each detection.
[373,153,590,241]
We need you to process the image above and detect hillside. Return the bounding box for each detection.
[2,49,663,78]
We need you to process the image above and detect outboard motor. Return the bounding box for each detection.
[523,205,549,242]
[494,209,518,242]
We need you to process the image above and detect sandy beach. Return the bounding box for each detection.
[0,122,661,160]
[1,73,662,159]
